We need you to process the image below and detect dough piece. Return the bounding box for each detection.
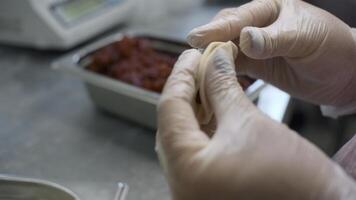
[196,41,238,125]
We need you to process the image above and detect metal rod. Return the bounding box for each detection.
[114,182,129,200]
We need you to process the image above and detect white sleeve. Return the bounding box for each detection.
[321,104,356,118]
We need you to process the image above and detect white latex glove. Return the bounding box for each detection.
[156,47,356,200]
[187,0,356,118]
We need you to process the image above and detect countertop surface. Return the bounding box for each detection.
[0,5,224,200]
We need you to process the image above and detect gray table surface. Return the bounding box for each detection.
[0,5,225,200]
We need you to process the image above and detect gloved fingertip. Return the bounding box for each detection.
[187,20,226,48]
[187,29,209,48]
[240,27,266,59]
[175,49,202,67]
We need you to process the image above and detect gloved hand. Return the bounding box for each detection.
[187,0,356,117]
[156,47,356,200]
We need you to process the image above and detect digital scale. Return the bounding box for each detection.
[0,0,134,49]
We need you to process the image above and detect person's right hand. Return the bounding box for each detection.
[156,47,356,200]
[187,0,356,117]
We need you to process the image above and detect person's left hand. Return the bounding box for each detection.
[156,47,356,200]
[187,0,356,117]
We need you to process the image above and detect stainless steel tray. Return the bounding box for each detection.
[0,175,79,200]
[0,175,129,200]
[52,32,265,129]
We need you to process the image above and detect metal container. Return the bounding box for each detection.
[53,32,265,129]
[0,175,129,200]
[0,175,79,200]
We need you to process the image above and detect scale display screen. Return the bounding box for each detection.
[52,0,123,26]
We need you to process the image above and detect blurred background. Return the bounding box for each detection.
[0,0,355,200]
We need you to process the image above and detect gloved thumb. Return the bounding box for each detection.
[199,41,254,124]
[239,24,296,59]
[240,15,329,59]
